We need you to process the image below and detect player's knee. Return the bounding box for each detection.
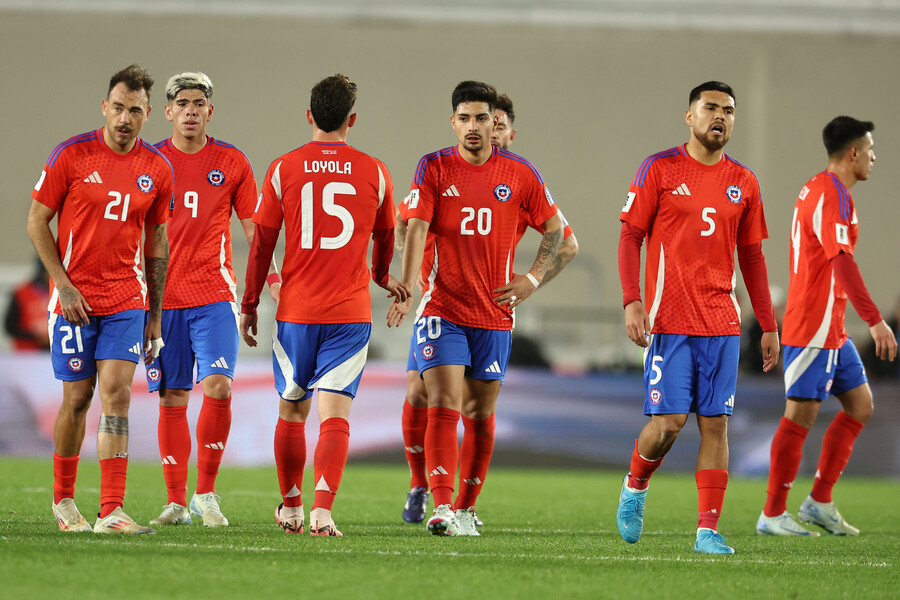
[203,376,232,400]
[406,381,428,407]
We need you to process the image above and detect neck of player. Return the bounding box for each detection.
[458,143,493,166]
[172,132,208,154]
[685,138,724,166]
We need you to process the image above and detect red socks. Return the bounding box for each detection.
[455,414,495,509]
[313,418,350,512]
[402,400,429,490]
[274,418,306,508]
[158,404,191,506]
[196,395,231,494]
[53,453,79,504]
[764,417,809,516]
[99,457,127,518]
[696,468,728,531]
[811,411,864,503]
[627,439,663,490]
[425,407,460,507]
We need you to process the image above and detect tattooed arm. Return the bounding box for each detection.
[492,213,563,309]
[143,222,169,364]
[539,232,578,288]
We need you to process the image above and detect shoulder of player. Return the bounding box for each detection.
[45,129,101,167]
[493,147,545,184]
[413,146,455,183]
[139,139,175,175]
[631,146,683,186]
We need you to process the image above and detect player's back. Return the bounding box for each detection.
[782,171,857,348]
[257,141,394,324]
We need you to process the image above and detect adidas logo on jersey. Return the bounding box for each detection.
[672,183,691,196]
[204,442,225,450]
[129,342,142,355]
[211,357,230,369]
[83,171,103,184]
[441,185,461,197]
[484,361,502,374]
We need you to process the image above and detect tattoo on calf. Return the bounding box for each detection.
[98,415,129,436]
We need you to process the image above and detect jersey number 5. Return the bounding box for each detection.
[301,181,356,250]
[700,207,716,237]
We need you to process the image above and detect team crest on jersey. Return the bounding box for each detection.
[649,388,662,405]
[147,367,161,382]
[207,169,225,187]
[725,185,742,203]
[137,174,154,193]
[68,357,84,372]
[422,344,436,360]
[494,184,511,202]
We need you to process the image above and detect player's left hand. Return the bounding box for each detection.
[387,296,413,328]
[143,317,164,366]
[241,312,258,347]
[382,274,411,304]
[492,273,539,309]
[760,331,780,373]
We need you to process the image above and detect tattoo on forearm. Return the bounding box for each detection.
[98,415,129,436]
[540,240,576,287]
[395,220,408,253]
[146,256,168,318]
[533,228,562,278]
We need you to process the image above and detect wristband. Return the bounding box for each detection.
[525,272,540,288]
[266,273,282,286]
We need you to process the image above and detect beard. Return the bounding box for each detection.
[463,138,484,152]
[695,128,729,153]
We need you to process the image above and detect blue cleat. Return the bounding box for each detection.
[616,474,647,544]
[694,529,735,555]
[402,487,429,524]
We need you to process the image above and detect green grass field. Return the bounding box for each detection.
[0,458,896,600]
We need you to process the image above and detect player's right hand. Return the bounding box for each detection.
[58,285,92,328]
[382,274,411,304]
[387,295,413,328]
[624,301,650,348]
[240,312,258,347]
[870,320,898,361]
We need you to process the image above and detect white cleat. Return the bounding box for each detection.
[798,496,859,536]
[52,498,92,532]
[149,502,192,526]
[275,503,304,534]
[455,506,480,536]
[93,507,155,534]
[309,507,343,537]
[190,492,229,527]
[756,511,820,537]
[426,504,459,537]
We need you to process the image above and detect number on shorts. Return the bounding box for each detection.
[648,355,663,385]
[415,316,442,343]
[59,325,84,354]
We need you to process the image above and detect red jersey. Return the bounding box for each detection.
[254,141,395,324]
[154,137,258,308]
[32,129,173,316]
[782,172,858,348]
[621,144,767,336]
[407,146,558,331]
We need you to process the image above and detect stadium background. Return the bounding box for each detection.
[1,0,898,475]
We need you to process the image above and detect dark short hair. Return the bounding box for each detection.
[310,74,357,133]
[451,81,498,114]
[688,81,735,106]
[495,93,515,124]
[822,116,874,157]
[108,64,154,99]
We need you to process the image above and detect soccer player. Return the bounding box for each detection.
[397,92,578,526]
[26,64,173,534]
[615,81,779,554]
[390,81,563,536]
[146,72,279,528]
[756,117,897,537]
[240,74,408,537]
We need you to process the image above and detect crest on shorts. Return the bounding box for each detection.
[147,367,161,382]
[68,357,84,372]
[726,185,742,203]
[825,378,834,393]
[494,184,511,202]
[422,344,436,360]
[207,169,225,187]
[649,388,662,405]
[137,174,154,193]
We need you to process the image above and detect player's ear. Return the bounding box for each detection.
[685,108,693,127]
[206,103,214,122]
[306,109,315,126]
[509,129,517,143]
[164,103,174,122]
[347,113,357,128]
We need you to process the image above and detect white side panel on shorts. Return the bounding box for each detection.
[273,322,307,400]
[315,342,369,393]
[783,346,822,392]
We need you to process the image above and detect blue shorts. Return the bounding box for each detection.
[145,301,239,392]
[273,321,371,401]
[783,339,867,401]
[413,316,512,382]
[406,332,417,372]
[49,309,144,381]
[642,333,740,416]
